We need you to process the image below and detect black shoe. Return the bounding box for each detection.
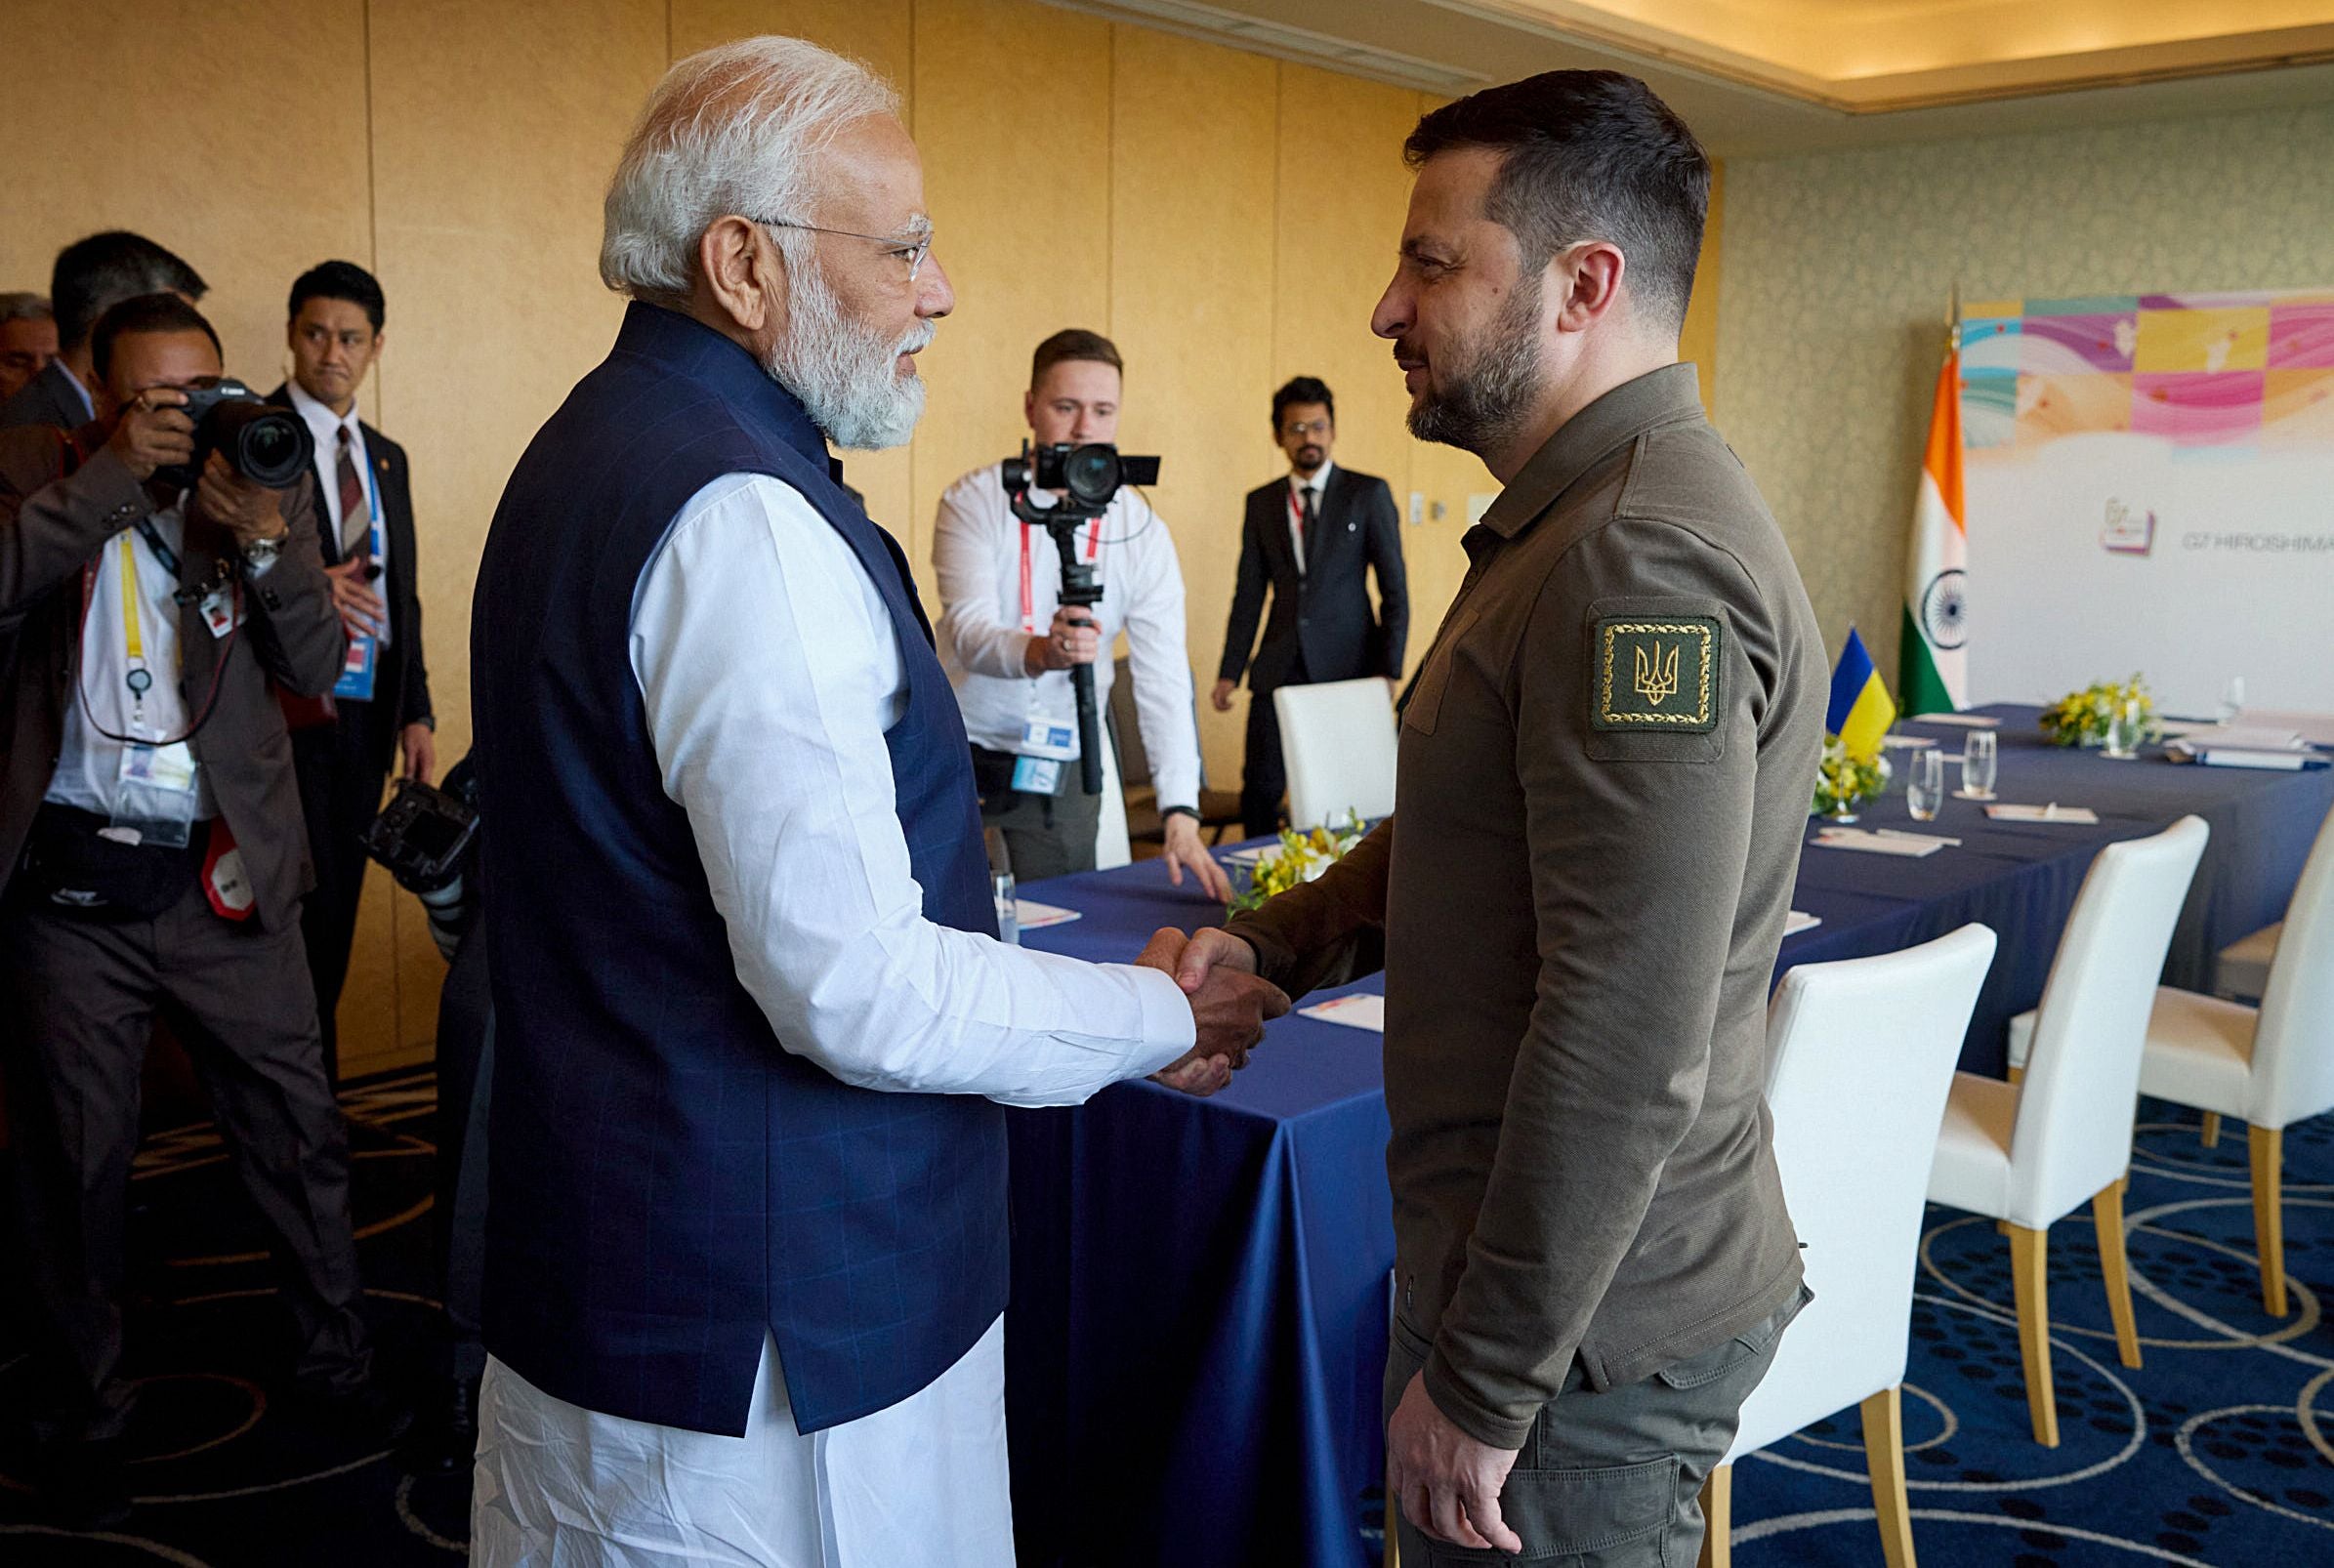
[40,1436,132,1531]
[396,1376,479,1476]
[291,1377,415,1450]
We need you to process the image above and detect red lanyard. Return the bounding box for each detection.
[1287,484,1307,542]
[1017,500,1103,636]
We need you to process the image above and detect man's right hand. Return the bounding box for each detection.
[1022,606,1101,675]
[106,387,194,482]
[1210,678,1236,712]
[1136,926,1287,1094]
[1174,927,1260,993]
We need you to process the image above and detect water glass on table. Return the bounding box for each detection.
[2104,703,2144,761]
[1961,729,1998,799]
[1907,748,1946,821]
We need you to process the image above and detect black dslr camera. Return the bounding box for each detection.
[363,777,479,896]
[1002,442,1159,516]
[154,377,315,491]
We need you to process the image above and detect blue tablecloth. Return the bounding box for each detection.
[1005,703,2332,1568]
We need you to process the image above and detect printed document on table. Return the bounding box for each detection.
[1300,993,1385,1032]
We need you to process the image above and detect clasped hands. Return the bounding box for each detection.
[1135,927,1288,1096]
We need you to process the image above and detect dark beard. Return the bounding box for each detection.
[1407,270,1546,457]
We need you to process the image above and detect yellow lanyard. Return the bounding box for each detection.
[118,530,158,707]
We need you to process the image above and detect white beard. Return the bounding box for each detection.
[765,257,932,451]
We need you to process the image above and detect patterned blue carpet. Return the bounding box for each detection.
[1728,1098,2334,1565]
[1,1075,2327,1564]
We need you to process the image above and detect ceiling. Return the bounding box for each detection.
[1041,0,2334,155]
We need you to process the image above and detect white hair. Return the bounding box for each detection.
[600,36,898,304]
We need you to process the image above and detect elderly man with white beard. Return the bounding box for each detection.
[465,37,1289,1567]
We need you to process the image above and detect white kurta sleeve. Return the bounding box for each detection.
[629,473,1193,1107]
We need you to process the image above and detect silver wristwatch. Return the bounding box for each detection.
[240,533,285,572]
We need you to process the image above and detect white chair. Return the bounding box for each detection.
[1927,815,2210,1447]
[1699,925,1998,1568]
[1275,678,1397,831]
[2215,921,2279,1004]
[2134,803,2334,1317]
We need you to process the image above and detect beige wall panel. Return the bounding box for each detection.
[1679,161,1726,418]
[666,1,917,538]
[365,0,667,1059]
[0,0,372,392]
[908,0,1112,597]
[1106,28,1277,789]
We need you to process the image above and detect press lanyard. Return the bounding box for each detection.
[116,526,181,712]
[1016,500,1103,637]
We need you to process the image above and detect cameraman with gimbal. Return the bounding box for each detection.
[0,293,398,1525]
[933,329,1230,898]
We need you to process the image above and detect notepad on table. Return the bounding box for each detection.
[1810,827,1948,857]
[1984,804,2099,824]
[1880,734,1937,750]
[1014,899,1082,930]
[1911,712,2001,727]
[1300,993,1385,1032]
[2188,749,2327,771]
[1784,910,1822,936]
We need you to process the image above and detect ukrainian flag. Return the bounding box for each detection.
[1827,627,1897,761]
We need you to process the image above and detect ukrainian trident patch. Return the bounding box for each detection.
[1591,616,1721,733]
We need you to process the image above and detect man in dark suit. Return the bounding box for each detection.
[1214,376,1409,838]
[0,294,396,1526]
[0,231,206,433]
[268,261,435,1079]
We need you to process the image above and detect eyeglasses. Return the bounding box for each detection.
[1282,419,1331,438]
[751,217,935,282]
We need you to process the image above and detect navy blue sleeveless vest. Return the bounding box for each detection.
[473,303,1007,1436]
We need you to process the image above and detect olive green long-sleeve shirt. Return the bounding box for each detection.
[1228,364,1824,1449]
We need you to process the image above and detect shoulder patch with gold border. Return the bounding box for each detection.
[1591,615,1721,734]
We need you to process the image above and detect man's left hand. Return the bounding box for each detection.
[1385,1371,1523,1554]
[399,722,437,786]
[1161,813,1232,901]
[190,452,286,547]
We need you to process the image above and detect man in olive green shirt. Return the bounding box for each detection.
[1166,71,1824,1563]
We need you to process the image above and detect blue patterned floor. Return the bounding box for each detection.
[1728,1098,2334,1565]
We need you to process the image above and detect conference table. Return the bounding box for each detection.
[1003,704,2332,1568]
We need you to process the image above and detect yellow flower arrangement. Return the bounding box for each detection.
[1228,812,1366,914]
[2039,675,2157,748]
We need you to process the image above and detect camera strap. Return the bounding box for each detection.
[1015,497,1103,636]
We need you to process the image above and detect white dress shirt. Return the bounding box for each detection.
[286,379,390,646]
[932,462,1203,811]
[46,502,218,821]
[472,469,1199,1566]
[1286,457,1333,576]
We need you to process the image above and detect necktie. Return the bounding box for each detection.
[336,426,368,558]
[1299,484,1317,574]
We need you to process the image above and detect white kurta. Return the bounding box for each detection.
[469,470,1196,1566]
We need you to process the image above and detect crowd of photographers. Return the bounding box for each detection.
[0,227,1408,1531]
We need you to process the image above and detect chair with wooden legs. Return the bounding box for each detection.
[1697,924,1998,1568]
[1927,816,2210,1447]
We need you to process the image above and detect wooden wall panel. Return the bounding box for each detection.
[907,0,1113,596]
[0,0,373,399]
[1106,30,1278,785]
[362,0,667,1066]
[1680,160,1727,418]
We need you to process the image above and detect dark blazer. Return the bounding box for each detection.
[1218,464,1408,692]
[0,423,347,928]
[0,359,96,433]
[267,385,434,754]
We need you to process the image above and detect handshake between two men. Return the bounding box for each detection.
[1134,926,1288,1096]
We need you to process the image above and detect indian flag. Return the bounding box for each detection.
[1900,329,1968,714]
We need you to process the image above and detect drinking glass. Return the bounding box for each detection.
[1962,730,1998,799]
[2104,703,2142,761]
[1906,748,1945,821]
[2220,677,2246,724]
[984,827,1020,946]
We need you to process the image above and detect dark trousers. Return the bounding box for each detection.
[293,700,394,1080]
[0,879,371,1443]
[975,751,1104,883]
[1239,651,1308,840]
[1387,1287,1806,1566]
[431,928,493,1382]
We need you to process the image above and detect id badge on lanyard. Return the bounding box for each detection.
[1015,511,1102,795]
[107,529,200,847]
[333,453,386,703]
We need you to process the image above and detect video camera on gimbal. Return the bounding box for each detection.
[1001,442,1160,795]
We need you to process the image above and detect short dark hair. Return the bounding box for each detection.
[0,292,53,326]
[1404,70,1709,335]
[51,231,207,351]
[289,260,387,332]
[1271,376,1335,432]
[1031,328,1122,388]
[92,294,222,382]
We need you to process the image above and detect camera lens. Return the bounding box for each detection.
[213,404,315,489]
[1063,444,1121,508]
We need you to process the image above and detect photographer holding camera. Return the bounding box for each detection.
[0,293,397,1525]
[932,329,1230,897]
